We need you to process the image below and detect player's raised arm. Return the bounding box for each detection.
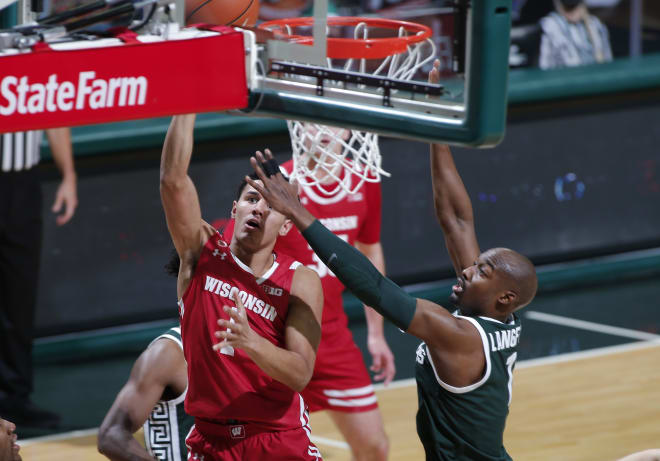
[428,61,480,276]
[98,339,185,461]
[160,115,204,258]
[160,114,206,297]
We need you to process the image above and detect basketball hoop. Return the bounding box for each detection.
[258,16,435,197]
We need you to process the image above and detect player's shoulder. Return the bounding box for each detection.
[293,264,322,290]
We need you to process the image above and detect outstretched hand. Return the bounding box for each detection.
[213,290,259,354]
[368,335,396,385]
[247,149,316,230]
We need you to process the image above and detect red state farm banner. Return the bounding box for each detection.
[0,28,247,132]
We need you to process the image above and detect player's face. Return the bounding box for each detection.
[301,123,350,159]
[450,251,507,316]
[232,182,290,249]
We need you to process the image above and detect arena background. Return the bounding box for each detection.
[3,0,660,457]
[36,78,660,336]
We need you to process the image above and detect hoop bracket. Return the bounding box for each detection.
[270,61,443,107]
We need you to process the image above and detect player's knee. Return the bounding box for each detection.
[352,431,389,461]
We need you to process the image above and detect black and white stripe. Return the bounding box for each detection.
[1,131,42,172]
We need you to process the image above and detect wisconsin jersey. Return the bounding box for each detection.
[143,327,193,461]
[179,234,305,430]
[224,160,382,326]
[415,313,521,461]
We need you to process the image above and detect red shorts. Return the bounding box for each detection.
[302,320,378,413]
[186,419,322,461]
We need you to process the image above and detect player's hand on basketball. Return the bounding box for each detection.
[213,291,258,352]
[428,59,440,85]
[368,335,396,385]
[247,149,301,217]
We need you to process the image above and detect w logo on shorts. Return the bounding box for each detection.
[230,425,245,439]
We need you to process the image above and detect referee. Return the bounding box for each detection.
[0,128,78,428]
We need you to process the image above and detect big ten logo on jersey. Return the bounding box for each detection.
[307,234,348,278]
[262,285,283,296]
[416,343,427,364]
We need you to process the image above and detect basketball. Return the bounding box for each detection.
[185,0,260,27]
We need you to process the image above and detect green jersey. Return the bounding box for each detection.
[143,327,194,461]
[415,312,521,461]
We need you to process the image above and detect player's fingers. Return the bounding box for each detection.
[370,354,382,372]
[212,338,233,350]
[248,158,270,187]
[223,306,242,325]
[51,193,63,213]
[57,199,75,226]
[384,355,396,385]
[429,58,440,84]
[231,292,247,317]
[246,174,267,197]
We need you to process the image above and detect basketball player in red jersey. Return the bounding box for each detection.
[160,114,324,460]
[224,124,392,460]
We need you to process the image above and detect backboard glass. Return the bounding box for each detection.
[243,0,512,147]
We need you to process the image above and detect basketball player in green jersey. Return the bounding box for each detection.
[98,326,192,461]
[245,71,538,458]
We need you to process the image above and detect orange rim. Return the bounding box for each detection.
[259,16,432,60]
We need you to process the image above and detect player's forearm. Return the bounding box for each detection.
[429,143,474,228]
[302,220,417,331]
[160,114,196,183]
[46,127,76,180]
[355,241,387,338]
[242,335,313,392]
[97,425,155,461]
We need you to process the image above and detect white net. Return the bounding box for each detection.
[286,20,436,197]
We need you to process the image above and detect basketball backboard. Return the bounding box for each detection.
[0,0,510,147]
[243,0,512,147]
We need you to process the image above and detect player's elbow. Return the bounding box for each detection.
[159,170,186,190]
[96,423,114,456]
[434,204,458,230]
[292,368,313,392]
[291,359,315,392]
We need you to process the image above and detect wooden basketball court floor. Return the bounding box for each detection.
[19,307,660,461]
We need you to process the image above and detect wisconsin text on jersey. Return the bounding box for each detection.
[319,216,358,232]
[203,276,278,322]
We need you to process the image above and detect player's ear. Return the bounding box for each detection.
[279,219,293,236]
[231,200,237,218]
[497,290,517,307]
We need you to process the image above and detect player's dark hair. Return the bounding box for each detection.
[235,170,289,200]
[236,172,260,200]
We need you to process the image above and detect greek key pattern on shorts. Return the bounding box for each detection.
[146,402,175,460]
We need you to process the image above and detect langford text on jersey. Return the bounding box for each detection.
[203,276,278,322]
[488,326,521,352]
[0,72,147,115]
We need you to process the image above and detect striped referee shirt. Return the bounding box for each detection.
[1,131,42,172]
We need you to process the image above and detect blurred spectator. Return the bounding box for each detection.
[539,0,613,69]
[0,129,78,428]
